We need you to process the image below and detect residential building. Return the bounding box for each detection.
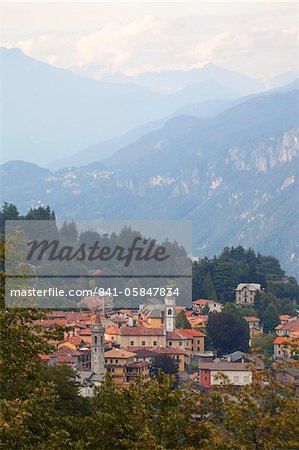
[119,326,166,348]
[176,328,205,354]
[197,361,253,388]
[192,299,223,313]
[273,336,298,359]
[275,318,299,337]
[274,367,299,394]
[150,347,190,372]
[104,348,149,385]
[235,283,262,305]
[244,316,263,338]
[166,331,190,350]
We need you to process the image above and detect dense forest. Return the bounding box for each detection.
[1,202,298,312]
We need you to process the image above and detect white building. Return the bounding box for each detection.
[164,290,176,332]
[192,299,223,313]
[235,283,262,305]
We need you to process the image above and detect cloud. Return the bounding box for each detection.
[3,13,297,80]
[75,16,160,72]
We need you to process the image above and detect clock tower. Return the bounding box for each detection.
[164,289,176,332]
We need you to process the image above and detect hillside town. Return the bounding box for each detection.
[36,283,299,397]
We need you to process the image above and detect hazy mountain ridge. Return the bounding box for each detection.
[1,90,298,275]
[2,47,260,166]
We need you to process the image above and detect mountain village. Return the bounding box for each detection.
[36,282,299,397]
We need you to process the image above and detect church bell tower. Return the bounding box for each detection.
[91,312,105,379]
[164,289,176,332]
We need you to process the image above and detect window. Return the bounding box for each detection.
[141,341,146,346]
[153,341,157,346]
[115,359,118,364]
[94,336,98,344]
[130,341,134,346]
[233,376,240,383]
[112,368,114,373]
[110,359,113,363]
[244,376,250,382]
[169,341,172,346]
[179,342,182,346]
[167,308,172,316]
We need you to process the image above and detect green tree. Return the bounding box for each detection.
[59,220,78,244]
[251,333,276,357]
[262,304,280,333]
[42,365,92,416]
[0,202,19,233]
[151,354,179,377]
[207,312,250,355]
[202,272,217,300]
[175,310,191,329]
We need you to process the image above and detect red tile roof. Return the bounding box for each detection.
[120,327,165,336]
[176,328,206,338]
[38,353,50,361]
[105,325,119,335]
[244,316,260,322]
[280,319,299,332]
[105,349,136,358]
[166,331,187,340]
[59,336,85,347]
[150,347,187,355]
[78,328,92,336]
[273,337,297,345]
[193,299,211,305]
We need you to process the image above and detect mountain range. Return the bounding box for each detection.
[1,88,298,276]
[1,47,255,167]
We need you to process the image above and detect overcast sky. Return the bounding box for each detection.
[2,1,298,80]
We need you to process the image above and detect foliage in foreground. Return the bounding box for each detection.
[0,309,298,450]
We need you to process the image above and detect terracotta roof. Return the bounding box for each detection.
[166,331,187,340]
[105,349,136,358]
[118,309,134,316]
[244,316,260,322]
[59,336,85,346]
[280,319,299,332]
[149,347,187,355]
[105,325,119,335]
[120,327,165,336]
[273,337,297,345]
[193,299,215,305]
[33,319,69,327]
[111,316,128,323]
[38,353,50,361]
[78,328,92,335]
[176,328,206,338]
[51,346,82,364]
[279,315,291,320]
[125,347,155,357]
